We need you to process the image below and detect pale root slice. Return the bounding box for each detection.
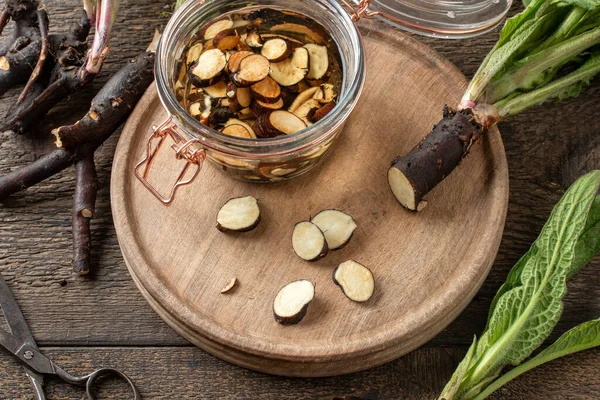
[227,50,254,74]
[333,261,374,302]
[222,124,256,139]
[288,86,320,112]
[216,196,261,232]
[224,118,256,138]
[226,82,253,111]
[233,54,271,87]
[204,19,234,40]
[261,33,304,46]
[311,209,357,250]
[203,80,228,98]
[292,98,320,125]
[269,47,309,87]
[311,101,336,123]
[292,221,328,261]
[213,29,240,51]
[220,277,238,294]
[312,83,336,103]
[189,49,226,87]
[186,42,204,65]
[261,38,291,63]
[304,44,329,80]
[273,280,315,325]
[250,76,281,103]
[269,110,307,135]
[245,29,264,48]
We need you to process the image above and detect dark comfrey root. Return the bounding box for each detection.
[0,48,156,274]
[387,106,488,211]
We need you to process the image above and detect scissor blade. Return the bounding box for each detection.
[0,273,45,388]
[0,274,37,347]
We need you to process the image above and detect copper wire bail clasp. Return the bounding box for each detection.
[134,117,205,206]
[340,0,380,22]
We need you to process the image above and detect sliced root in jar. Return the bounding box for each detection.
[261,38,293,63]
[204,19,234,40]
[333,261,374,302]
[245,28,264,48]
[269,47,309,87]
[222,118,256,138]
[303,44,329,80]
[273,280,315,325]
[269,110,306,134]
[204,80,228,98]
[311,101,336,122]
[288,86,320,112]
[189,49,227,87]
[292,221,328,261]
[220,277,238,294]
[250,76,281,103]
[186,42,204,65]
[313,83,336,103]
[213,29,240,51]
[232,54,271,87]
[227,50,254,74]
[227,83,253,111]
[271,23,325,44]
[251,98,284,115]
[209,107,235,127]
[311,209,357,250]
[292,98,320,125]
[216,196,261,232]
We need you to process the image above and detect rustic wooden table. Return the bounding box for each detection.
[1,1,599,399]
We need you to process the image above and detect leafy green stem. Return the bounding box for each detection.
[496,51,600,116]
[486,26,600,103]
[472,319,600,400]
[537,6,588,50]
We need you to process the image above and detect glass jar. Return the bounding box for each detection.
[136,0,365,204]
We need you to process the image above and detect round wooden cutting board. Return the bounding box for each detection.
[111,21,508,377]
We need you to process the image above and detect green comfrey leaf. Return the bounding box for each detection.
[438,338,477,400]
[571,195,600,276]
[449,171,600,398]
[473,319,600,400]
[559,0,600,10]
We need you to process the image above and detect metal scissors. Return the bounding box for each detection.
[0,273,141,399]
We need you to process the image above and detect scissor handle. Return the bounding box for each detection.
[56,367,141,400]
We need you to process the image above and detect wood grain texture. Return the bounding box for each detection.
[0,346,598,399]
[0,0,598,397]
[110,22,508,376]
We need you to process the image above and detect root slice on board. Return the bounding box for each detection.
[220,277,238,294]
[216,196,261,232]
[291,221,328,261]
[311,210,357,250]
[333,261,374,302]
[273,279,315,325]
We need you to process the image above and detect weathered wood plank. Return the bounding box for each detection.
[0,346,598,399]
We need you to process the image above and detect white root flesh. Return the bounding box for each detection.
[273,280,315,325]
[312,83,336,103]
[311,210,357,250]
[269,47,309,87]
[204,19,234,40]
[261,38,290,62]
[292,221,328,261]
[216,196,261,232]
[292,98,320,125]
[269,110,307,135]
[186,42,204,65]
[191,49,227,85]
[333,261,374,302]
[204,80,228,98]
[288,86,320,112]
[303,44,329,80]
[233,54,271,87]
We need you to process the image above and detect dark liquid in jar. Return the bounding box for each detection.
[174,8,343,139]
